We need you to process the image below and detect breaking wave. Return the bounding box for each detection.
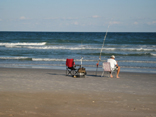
[0,42,46,46]
[1,57,156,63]
[84,52,156,56]
[151,53,156,56]
[4,45,156,52]
[24,46,156,51]
[0,57,32,60]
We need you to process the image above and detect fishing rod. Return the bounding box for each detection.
[80,41,83,67]
[95,24,110,76]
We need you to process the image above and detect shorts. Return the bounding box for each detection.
[115,66,118,70]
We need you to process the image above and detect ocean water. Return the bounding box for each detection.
[0,32,156,73]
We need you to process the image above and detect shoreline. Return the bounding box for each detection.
[0,65,156,74]
[0,67,156,117]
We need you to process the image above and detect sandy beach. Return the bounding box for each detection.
[0,68,156,117]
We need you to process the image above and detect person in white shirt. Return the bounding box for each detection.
[107,55,120,78]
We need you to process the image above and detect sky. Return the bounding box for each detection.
[0,0,156,32]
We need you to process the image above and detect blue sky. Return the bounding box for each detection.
[0,0,156,32]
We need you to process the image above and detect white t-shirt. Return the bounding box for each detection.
[107,58,117,70]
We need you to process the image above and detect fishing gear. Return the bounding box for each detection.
[95,25,110,76]
[80,41,83,67]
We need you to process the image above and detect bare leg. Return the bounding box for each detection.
[110,72,113,78]
[116,66,120,78]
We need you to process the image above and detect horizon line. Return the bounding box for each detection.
[0,31,156,33]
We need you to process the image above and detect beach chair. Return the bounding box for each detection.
[66,58,79,76]
[101,62,117,77]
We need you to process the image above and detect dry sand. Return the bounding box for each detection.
[0,68,156,117]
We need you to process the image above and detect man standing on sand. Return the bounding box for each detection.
[107,55,120,78]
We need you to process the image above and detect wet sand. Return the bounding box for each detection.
[0,68,156,117]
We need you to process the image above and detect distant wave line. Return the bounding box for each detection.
[3,45,156,52]
[0,57,156,63]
